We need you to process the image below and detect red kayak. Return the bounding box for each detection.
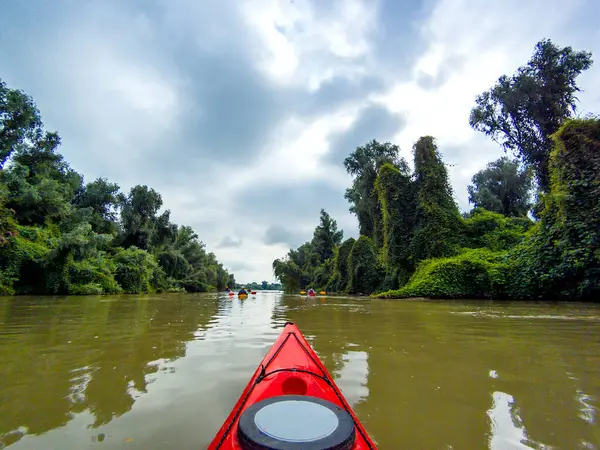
[208,322,377,449]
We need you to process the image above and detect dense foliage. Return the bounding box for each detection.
[273,39,599,301]
[0,78,232,295]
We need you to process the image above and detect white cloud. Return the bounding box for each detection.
[241,0,378,86]
[379,0,600,211]
[2,0,599,283]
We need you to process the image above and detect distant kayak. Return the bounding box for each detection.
[208,321,377,449]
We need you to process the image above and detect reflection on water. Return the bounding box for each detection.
[0,293,599,449]
[487,391,541,449]
[335,350,370,408]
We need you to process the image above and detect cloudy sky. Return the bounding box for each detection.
[1,0,599,283]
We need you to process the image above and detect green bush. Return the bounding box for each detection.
[66,255,122,294]
[114,247,161,294]
[464,208,533,251]
[69,283,104,295]
[375,248,508,299]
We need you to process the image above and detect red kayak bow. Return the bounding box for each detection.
[208,322,377,450]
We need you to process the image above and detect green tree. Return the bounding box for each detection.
[327,237,355,292]
[228,274,236,288]
[375,162,416,272]
[344,140,403,247]
[469,39,593,190]
[273,257,303,293]
[120,185,162,251]
[1,132,83,226]
[74,177,121,234]
[114,246,164,294]
[0,76,233,296]
[347,236,382,294]
[467,157,533,217]
[0,80,43,168]
[410,136,463,262]
[509,118,600,300]
[311,209,343,263]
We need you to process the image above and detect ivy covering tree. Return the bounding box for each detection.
[0,77,232,295]
[273,39,599,302]
[410,136,463,262]
[343,140,402,247]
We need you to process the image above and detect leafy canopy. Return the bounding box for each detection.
[469,39,593,191]
[467,157,533,217]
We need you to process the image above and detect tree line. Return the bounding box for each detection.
[232,281,282,291]
[0,79,234,295]
[273,39,599,301]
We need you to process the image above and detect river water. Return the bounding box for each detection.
[0,292,598,449]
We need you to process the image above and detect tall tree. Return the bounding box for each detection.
[347,236,382,294]
[469,39,593,191]
[74,177,121,234]
[0,80,43,168]
[467,157,533,217]
[375,162,416,270]
[328,237,355,292]
[2,132,82,225]
[311,209,343,263]
[120,185,162,250]
[410,136,462,262]
[343,140,403,247]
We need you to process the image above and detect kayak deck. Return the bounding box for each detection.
[208,322,376,449]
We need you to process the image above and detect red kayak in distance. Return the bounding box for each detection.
[208,322,377,450]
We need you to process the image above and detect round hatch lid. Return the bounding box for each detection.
[237,395,356,450]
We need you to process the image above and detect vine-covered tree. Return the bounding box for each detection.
[410,136,463,262]
[510,118,600,300]
[375,162,416,271]
[327,237,355,292]
[344,140,402,247]
[467,157,533,217]
[469,39,593,191]
[346,236,382,294]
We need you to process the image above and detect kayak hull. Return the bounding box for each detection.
[208,322,376,449]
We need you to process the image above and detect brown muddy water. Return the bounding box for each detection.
[0,292,598,449]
